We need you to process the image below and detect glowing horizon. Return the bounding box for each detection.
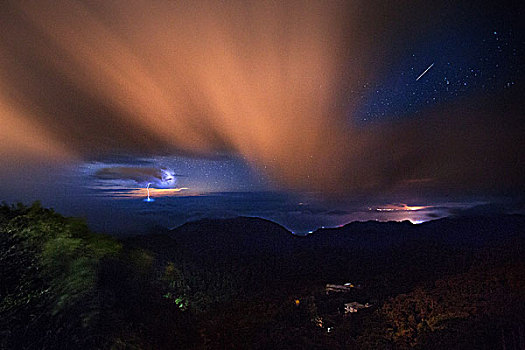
[375,203,432,212]
[104,187,190,199]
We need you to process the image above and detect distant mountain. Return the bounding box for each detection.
[308,220,415,250]
[418,214,525,247]
[168,216,297,255]
[307,215,525,248]
[126,215,525,260]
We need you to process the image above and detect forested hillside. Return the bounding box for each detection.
[1,202,524,349]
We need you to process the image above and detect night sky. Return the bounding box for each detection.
[0,0,523,234]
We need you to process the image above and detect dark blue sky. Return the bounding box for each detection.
[353,5,522,122]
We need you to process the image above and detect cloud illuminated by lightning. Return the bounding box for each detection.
[374,203,431,212]
[104,187,190,199]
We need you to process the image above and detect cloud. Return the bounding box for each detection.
[93,166,180,189]
[324,210,352,216]
[448,201,525,217]
[0,0,522,198]
[95,167,163,182]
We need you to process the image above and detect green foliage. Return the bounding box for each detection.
[1,202,201,349]
[0,202,124,348]
[160,261,191,311]
[127,248,154,275]
[2,202,525,349]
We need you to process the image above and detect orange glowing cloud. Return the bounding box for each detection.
[0,90,72,164]
[105,187,190,199]
[0,0,522,197]
[375,204,431,212]
[1,0,389,193]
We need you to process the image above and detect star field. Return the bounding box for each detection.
[354,26,522,122]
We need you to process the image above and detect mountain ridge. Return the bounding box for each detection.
[125,214,525,257]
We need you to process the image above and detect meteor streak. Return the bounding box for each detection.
[416,63,434,81]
